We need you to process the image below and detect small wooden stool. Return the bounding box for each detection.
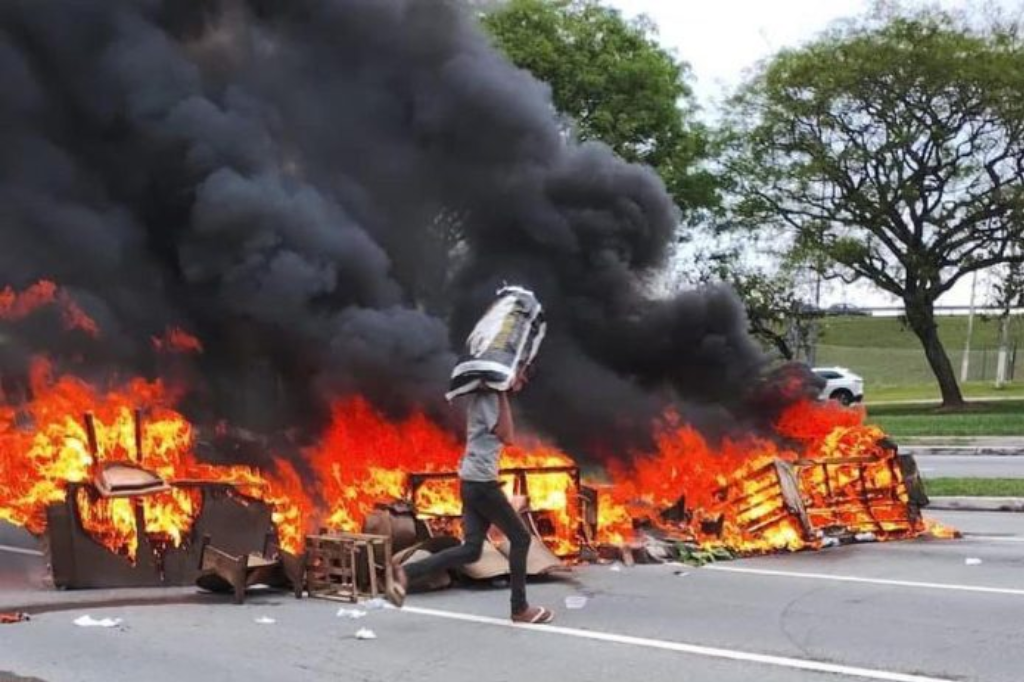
[303,532,393,603]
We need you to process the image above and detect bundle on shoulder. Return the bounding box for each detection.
[447,285,545,400]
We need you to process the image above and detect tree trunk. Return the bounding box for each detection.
[904,298,965,408]
[752,323,793,360]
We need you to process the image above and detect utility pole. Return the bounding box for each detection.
[996,314,1011,388]
[960,270,978,383]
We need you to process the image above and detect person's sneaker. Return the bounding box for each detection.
[386,561,408,608]
[511,605,554,624]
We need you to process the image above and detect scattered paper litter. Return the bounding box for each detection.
[354,628,377,640]
[564,595,588,609]
[362,598,395,611]
[965,557,983,566]
[609,563,623,572]
[254,616,276,624]
[336,608,368,619]
[673,570,691,578]
[73,615,122,628]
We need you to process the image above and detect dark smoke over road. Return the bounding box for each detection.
[0,0,803,459]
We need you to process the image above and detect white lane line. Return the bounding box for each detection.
[403,606,952,682]
[0,543,44,557]
[963,535,1024,543]
[703,565,1024,596]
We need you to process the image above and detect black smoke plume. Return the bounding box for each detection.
[0,0,811,461]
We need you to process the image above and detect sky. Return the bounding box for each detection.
[606,0,870,114]
[604,0,1016,311]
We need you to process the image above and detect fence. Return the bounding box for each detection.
[814,344,1018,387]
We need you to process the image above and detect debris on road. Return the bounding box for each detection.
[336,608,368,619]
[676,544,735,566]
[254,616,276,624]
[362,598,395,611]
[609,563,623,572]
[73,615,122,628]
[564,595,588,609]
[1,612,30,624]
[354,627,377,640]
[965,557,983,566]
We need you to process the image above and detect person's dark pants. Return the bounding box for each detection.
[404,479,531,614]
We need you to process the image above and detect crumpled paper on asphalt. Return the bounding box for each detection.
[73,615,122,628]
[336,608,368,619]
[354,627,377,640]
[362,598,395,611]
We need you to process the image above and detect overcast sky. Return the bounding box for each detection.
[604,0,1017,309]
[606,0,869,114]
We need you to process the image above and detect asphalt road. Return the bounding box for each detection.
[2,510,1023,682]
[915,455,1024,479]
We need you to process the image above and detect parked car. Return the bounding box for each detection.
[812,366,864,405]
[826,303,870,316]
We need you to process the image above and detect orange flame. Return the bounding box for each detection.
[0,357,311,559]
[0,280,99,337]
[0,278,949,566]
[152,327,204,354]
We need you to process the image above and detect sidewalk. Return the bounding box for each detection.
[0,586,220,615]
[928,496,1024,512]
[900,436,1024,456]
[869,395,1023,406]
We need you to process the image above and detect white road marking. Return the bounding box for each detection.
[403,605,953,682]
[703,565,1024,596]
[0,543,43,557]
[964,536,1024,543]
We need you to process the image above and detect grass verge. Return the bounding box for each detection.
[868,382,1024,403]
[866,400,1024,437]
[925,477,1024,497]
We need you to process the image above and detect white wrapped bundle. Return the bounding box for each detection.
[446,285,545,400]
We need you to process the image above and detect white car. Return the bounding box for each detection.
[812,366,864,405]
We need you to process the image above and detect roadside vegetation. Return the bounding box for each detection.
[867,401,1024,438]
[925,478,1024,497]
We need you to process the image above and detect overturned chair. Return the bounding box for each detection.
[195,534,304,604]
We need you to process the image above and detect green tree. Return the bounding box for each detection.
[692,248,819,362]
[725,8,1024,407]
[482,0,717,216]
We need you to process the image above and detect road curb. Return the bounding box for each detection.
[928,496,1024,512]
[0,586,237,615]
[902,447,1024,457]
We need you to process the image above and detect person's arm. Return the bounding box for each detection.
[493,391,514,445]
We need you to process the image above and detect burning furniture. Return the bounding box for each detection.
[40,410,284,590]
[195,535,304,604]
[683,441,929,551]
[47,481,277,589]
[404,465,579,575]
[303,532,394,603]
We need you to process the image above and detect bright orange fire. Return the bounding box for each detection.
[0,280,99,337]
[0,357,311,559]
[307,398,579,553]
[597,399,934,553]
[152,327,204,354]
[0,279,948,568]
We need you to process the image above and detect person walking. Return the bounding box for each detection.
[388,370,554,624]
